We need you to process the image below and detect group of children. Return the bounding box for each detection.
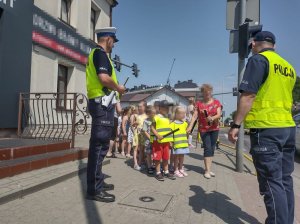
[110,99,192,181]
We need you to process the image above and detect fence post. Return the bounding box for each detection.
[71,93,77,148]
[17,93,23,137]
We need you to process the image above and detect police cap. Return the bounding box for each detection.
[254,31,276,44]
[95,27,119,42]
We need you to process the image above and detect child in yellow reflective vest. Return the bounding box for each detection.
[171,106,189,178]
[151,100,176,181]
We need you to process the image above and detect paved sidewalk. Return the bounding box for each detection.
[0,145,299,224]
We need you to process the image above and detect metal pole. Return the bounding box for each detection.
[110,59,133,69]
[236,0,246,172]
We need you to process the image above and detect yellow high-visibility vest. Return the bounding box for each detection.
[154,114,172,143]
[86,48,118,99]
[171,120,188,149]
[245,50,296,128]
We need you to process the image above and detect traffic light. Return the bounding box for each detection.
[132,63,139,77]
[238,23,262,59]
[113,54,121,72]
[233,87,238,96]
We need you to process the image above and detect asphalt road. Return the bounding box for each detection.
[218,127,300,181]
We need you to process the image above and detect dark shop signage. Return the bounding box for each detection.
[32,6,96,65]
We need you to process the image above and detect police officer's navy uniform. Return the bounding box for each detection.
[86,27,119,200]
[240,31,296,224]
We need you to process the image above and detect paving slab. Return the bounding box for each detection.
[0,144,299,224]
[119,190,173,212]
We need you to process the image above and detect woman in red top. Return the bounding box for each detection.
[187,84,222,179]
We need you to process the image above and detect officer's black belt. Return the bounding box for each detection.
[89,97,102,103]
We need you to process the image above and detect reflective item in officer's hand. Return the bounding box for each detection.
[102,87,111,96]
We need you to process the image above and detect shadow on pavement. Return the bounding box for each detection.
[188,151,237,173]
[78,158,104,224]
[189,185,261,224]
[184,164,205,174]
[188,151,204,161]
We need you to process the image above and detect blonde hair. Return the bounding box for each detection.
[173,106,185,120]
[129,105,137,112]
[200,84,213,93]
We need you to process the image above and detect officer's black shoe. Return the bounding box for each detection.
[86,191,115,203]
[103,182,114,191]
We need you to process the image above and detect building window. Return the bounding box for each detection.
[57,64,68,110]
[61,0,71,24]
[90,8,96,41]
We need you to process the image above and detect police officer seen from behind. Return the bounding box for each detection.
[86,27,125,202]
[228,31,297,224]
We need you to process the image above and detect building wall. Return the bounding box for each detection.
[31,0,112,95]
[31,45,87,95]
[34,0,111,40]
[147,91,189,109]
[121,89,189,111]
[34,0,60,18]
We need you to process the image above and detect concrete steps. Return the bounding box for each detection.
[0,138,88,179]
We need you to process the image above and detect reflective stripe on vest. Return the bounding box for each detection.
[86,48,119,99]
[172,121,188,149]
[245,50,296,128]
[154,115,172,143]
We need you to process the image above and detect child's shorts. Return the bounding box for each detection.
[152,141,170,161]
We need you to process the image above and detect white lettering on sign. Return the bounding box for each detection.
[0,0,16,8]
[32,12,92,55]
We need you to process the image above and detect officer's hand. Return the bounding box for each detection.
[228,128,239,143]
[117,85,126,95]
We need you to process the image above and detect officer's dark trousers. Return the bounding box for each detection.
[250,127,296,224]
[86,101,114,195]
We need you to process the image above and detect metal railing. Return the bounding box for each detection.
[18,93,90,147]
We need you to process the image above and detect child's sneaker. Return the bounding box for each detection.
[169,166,175,174]
[174,170,184,178]
[155,173,164,181]
[164,172,176,180]
[134,165,141,171]
[147,168,154,174]
[179,169,188,177]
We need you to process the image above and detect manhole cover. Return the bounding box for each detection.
[139,196,155,202]
[119,190,173,212]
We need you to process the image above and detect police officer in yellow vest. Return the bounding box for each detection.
[86,27,125,203]
[228,31,297,224]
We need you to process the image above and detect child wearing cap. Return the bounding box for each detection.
[151,100,176,181]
